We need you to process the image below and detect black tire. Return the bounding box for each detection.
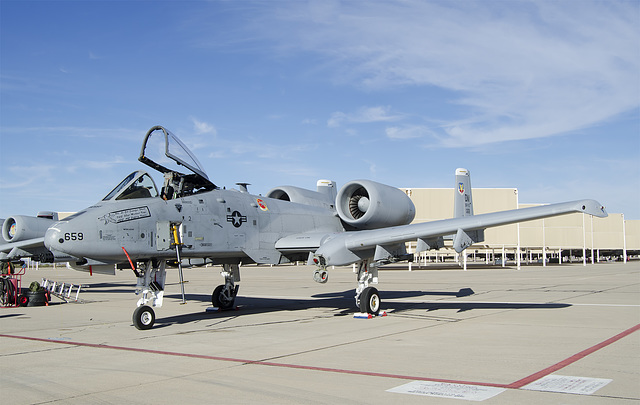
[359,287,381,315]
[133,305,155,330]
[211,285,235,310]
[1,277,15,306]
[25,290,47,307]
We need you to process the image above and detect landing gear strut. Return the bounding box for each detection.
[355,260,381,315]
[312,258,382,316]
[132,260,166,330]
[211,263,240,310]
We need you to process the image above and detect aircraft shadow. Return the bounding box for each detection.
[80,282,135,295]
[386,301,571,313]
[312,287,475,300]
[0,313,24,319]
[155,287,571,327]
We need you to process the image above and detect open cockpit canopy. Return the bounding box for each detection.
[138,126,216,198]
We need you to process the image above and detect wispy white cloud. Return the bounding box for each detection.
[249,1,639,147]
[190,117,217,136]
[2,126,142,141]
[0,165,57,190]
[327,105,403,127]
[385,125,431,140]
[79,156,127,170]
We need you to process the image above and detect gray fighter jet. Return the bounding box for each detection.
[0,126,607,329]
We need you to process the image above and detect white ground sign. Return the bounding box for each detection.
[522,375,612,395]
[387,381,506,401]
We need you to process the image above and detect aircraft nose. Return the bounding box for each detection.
[44,226,64,252]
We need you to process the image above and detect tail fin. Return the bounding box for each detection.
[453,168,484,249]
[454,168,474,217]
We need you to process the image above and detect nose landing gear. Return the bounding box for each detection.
[211,263,240,310]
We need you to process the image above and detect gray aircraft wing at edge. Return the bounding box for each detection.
[0,237,46,260]
[310,199,607,266]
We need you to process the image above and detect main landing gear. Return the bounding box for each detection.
[211,263,240,310]
[313,259,381,316]
[354,260,380,315]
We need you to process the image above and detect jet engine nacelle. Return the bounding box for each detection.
[266,186,335,209]
[336,180,415,230]
[2,216,55,242]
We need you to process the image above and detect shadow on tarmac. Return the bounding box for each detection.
[154,287,571,328]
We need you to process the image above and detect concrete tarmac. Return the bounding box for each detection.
[1,261,638,404]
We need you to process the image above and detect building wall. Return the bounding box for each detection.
[626,220,640,251]
[402,187,638,255]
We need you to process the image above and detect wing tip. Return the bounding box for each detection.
[580,200,608,218]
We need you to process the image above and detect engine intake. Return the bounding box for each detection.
[336,180,415,230]
[2,216,55,242]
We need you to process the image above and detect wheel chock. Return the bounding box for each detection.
[353,311,387,319]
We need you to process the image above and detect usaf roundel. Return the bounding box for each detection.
[227,211,247,228]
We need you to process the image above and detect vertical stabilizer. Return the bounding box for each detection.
[454,168,474,218]
[453,168,484,245]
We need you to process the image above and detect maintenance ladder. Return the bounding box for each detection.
[41,279,86,303]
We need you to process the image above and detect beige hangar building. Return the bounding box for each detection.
[400,187,639,266]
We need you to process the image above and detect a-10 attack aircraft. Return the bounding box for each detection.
[0,126,608,329]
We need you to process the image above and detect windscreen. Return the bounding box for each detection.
[102,171,159,201]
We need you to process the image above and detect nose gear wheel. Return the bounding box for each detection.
[133,305,155,330]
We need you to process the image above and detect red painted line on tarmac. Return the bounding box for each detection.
[0,333,248,364]
[0,333,506,388]
[507,323,640,389]
[2,323,639,390]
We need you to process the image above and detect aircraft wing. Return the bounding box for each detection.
[312,199,607,266]
[0,237,46,260]
[0,238,78,263]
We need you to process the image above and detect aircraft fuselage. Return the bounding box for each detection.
[44,189,343,265]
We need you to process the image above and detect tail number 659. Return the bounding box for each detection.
[64,232,84,241]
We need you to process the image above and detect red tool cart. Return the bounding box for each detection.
[0,262,26,307]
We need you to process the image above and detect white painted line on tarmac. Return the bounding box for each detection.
[387,299,640,307]
[570,303,640,307]
[387,381,506,402]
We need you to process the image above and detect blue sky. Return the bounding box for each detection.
[1,0,639,219]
